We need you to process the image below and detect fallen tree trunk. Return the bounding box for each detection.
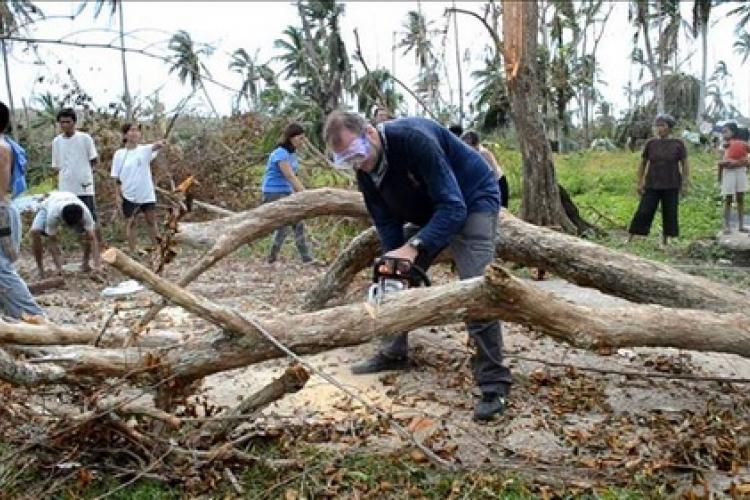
[0,318,95,345]
[173,188,368,249]
[495,212,750,312]
[108,250,750,368]
[135,189,369,331]
[255,190,748,313]
[4,250,750,388]
[303,227,379,311]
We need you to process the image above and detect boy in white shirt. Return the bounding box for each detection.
[52,108,100,259]
[52,109,99,212]
[30,191,101,278]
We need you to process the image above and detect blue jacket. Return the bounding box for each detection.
[356,117,499,255]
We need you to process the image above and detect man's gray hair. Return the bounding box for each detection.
[323,111,369,150]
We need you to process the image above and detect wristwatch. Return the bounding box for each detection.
[408,237,425,252]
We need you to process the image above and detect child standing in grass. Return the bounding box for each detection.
[717,122,750,234]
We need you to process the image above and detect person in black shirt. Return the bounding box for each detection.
[627,114,690,247]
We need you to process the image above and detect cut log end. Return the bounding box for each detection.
[101,248,118,264]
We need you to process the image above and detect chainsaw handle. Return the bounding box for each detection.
[409,264,431,287]
[372,256,431,287]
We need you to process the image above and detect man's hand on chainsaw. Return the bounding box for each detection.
[384,243,418,263]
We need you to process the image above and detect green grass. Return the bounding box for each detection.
[8,445,654,498]
[494,145,722,262]
[26,176,57,195]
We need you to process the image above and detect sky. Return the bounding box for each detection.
[2,1,748,122]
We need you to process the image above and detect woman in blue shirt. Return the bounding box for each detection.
[261,122,313,264]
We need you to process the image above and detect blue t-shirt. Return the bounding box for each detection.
[261,146,298,194]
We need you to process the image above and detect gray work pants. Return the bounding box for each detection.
[0,202,43,319]
[263,192,312,261]
[379,211,512,395]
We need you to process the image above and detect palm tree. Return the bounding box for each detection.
[351,68,402,116]
[692,0,711,123]
[295,0,351,113]
[167,30,218,117]
[733,29,750,117]
[83,0,133,120]
[0,1,43,122]
[30,91,58,131]
[735,30,750,63]
[398,10,441,112]
[274,26,311,82]
[228,48,274,112]
[724,1,750,32]
[470,54,510,131]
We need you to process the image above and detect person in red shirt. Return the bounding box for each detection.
[718,122,750,233]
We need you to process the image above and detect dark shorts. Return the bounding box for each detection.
[77,195,97,222]
[122,198,156,218]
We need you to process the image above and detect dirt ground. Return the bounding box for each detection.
[13,244,750,494]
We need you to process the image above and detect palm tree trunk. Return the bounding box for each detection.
[452,1,464,126]
[118,1,133,121]
[1,38,15,125]
[581,25,590,147]
[697,22,707,123]
[200,82,219,118]
[655,3,665,114]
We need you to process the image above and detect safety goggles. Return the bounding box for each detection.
[332,135,370,170]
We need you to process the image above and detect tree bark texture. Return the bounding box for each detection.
[502,0,574,232]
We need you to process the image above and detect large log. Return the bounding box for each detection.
[5,248,750,388]
[303,226,379,311]
[172,189,368,249]
[496,213,750,312]
[270,191,750,313]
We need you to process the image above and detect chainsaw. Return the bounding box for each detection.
[367,256,431,307]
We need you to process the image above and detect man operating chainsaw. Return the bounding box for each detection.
[323,111,512,421]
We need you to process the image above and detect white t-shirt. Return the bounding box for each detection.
[111,145,158,204]
[35,191,95,236]
[51,132,98,195]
